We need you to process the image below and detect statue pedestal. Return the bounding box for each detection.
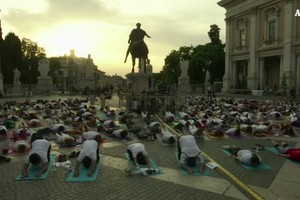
[37,77,53,94]
[126,73,151,96]
[178,77,191,94]
[126,73,151,111]
[177,60,191,94]
[13,82,22,95]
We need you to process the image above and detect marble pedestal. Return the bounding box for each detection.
[126,73,151,111]
[178,77,191,94]
[13,83,22,95]
[126,73,151,96]
[37,77,53,94]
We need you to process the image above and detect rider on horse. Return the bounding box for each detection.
[125,23,151,72]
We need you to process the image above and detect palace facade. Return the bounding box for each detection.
[218,0,300,93]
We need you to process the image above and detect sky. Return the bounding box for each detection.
[0,0,226,77]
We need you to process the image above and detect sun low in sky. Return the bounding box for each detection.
[0,0,225,77]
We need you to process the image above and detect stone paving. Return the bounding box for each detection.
[0,94,300,200]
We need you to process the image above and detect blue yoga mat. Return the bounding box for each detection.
[15,154,56,181]
[265,147,300,165]
[221,149,271,170]
[175,152,210,176]
[66,157,101,182]
[124,153,163,175]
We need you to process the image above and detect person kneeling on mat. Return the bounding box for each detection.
[21,138,51,179]
[127,143,152,169]
[178,135,206,174]
[73,135,102,177]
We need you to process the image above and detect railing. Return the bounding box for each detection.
[228,89,252,95]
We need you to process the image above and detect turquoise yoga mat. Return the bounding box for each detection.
[124,153,163,175]
[175,152,210,176]
[66,157,101,182]
[15,154,56,181]
[221,149,271,170]
[265,147,300,165]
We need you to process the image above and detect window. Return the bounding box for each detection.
[236,18,247,50]
[239,29,246,47]
[264,6,279,45]
[268,20,276,41]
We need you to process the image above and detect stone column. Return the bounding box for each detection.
[279,55,284,85]
[296,55,300,94]
[222,17,232,93]
[259,58,264,89]
[232,61,237,87]
[282,0,294,87]
[248,7,258,90]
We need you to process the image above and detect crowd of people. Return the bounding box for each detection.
[0,95,299,179]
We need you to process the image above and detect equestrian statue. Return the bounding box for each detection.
[124,23,151,73]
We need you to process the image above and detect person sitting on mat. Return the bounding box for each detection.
[177,135,206,174]
[21,138,51,179]
[127,142,152,169]
[268,138,300,162]
[222,145,262,166]
[73,135,102,177]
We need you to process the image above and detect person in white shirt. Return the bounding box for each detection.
[127,143,152,169]
[55,132,76,146]
[160,127,176,144]
[188,124,204,139]
[12,140,31,153]
[165,111,175,123]
[82,131,102,141]
[107,129,128,139]
[223,145,262,166]
[73,135,101,177]
[0,125,7,138]
[21,139,51,179]
[177,135,205,174]
[148,121,161,133]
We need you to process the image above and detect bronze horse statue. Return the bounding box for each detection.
[124,40,149,73]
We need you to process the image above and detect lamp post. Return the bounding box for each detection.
[61,69,64,94]
[28,65,32,96]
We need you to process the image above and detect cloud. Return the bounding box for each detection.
[2,0,119,33]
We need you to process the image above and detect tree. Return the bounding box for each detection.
[188,45,208,84]
[1,32,23,84]
[208,24,222,45]
[206,24,225,82]
[21,38,46,84]
[49,57,62,84]
[189,24,225,84]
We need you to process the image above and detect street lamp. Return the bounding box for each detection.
[61,69,64,94]
[28,65,32,96]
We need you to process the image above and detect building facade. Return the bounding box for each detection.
[218,0,300,93]
[57,50,105,92]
